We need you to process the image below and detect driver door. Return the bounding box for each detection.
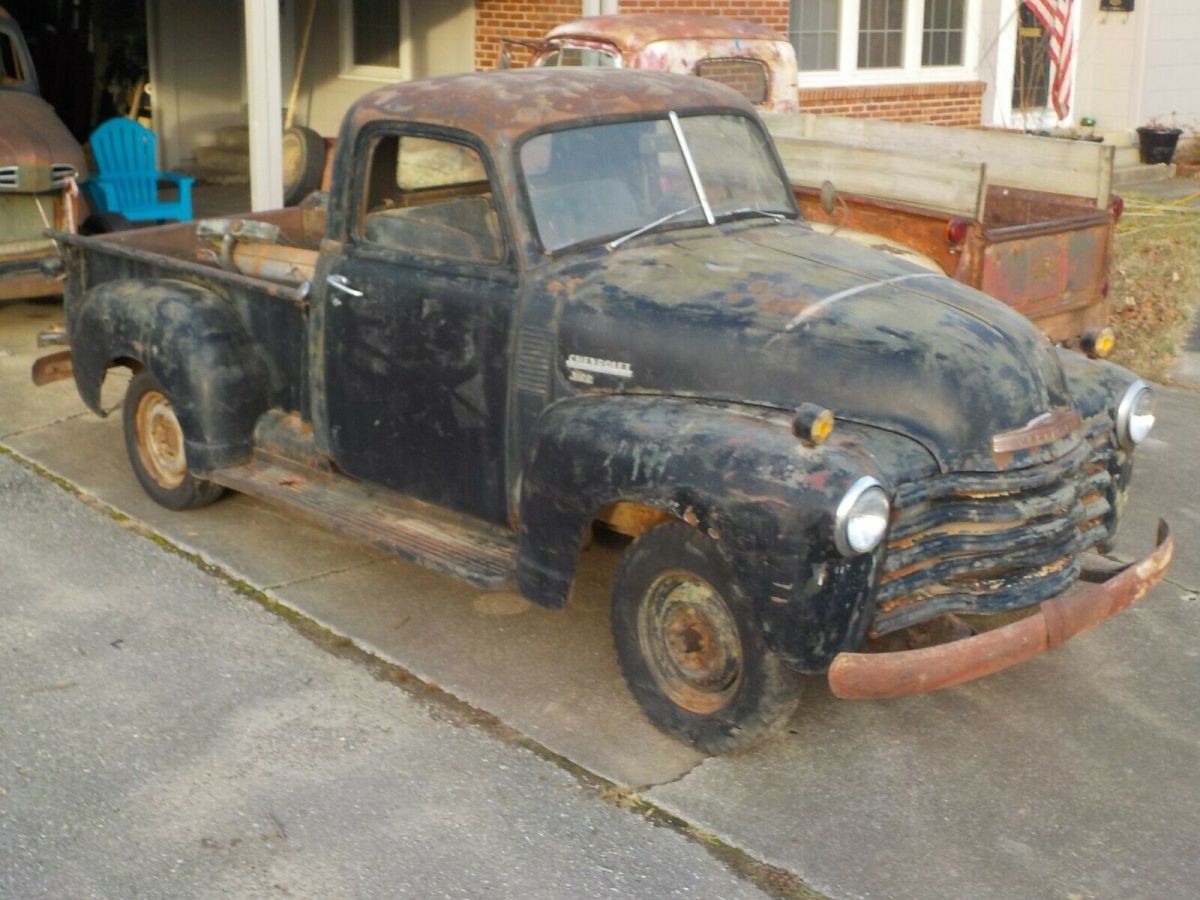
[316,128,517,524]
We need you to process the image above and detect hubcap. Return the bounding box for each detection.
[135,390,187,490]
[639,571,742,715]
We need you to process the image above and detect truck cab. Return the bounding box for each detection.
[507,14,800,114]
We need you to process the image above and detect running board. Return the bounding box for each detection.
[210,454,517,589]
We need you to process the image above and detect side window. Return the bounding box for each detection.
[0,32,24,84]
[358,134,504,263]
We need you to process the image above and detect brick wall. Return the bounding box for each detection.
[475,1,584,71]
[616,1,789,33]
[798,82,986,127]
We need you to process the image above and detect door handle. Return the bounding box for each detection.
[326,273,363,302]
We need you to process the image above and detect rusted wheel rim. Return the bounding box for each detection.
[135,389,187,490]
[282,130,303,185]
[638,571,742,715]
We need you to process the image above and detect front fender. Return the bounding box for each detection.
[516,394,926,670]
[69,278,268,472]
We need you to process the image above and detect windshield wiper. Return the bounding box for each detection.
[606,203,702,251]
[720,207,789,223]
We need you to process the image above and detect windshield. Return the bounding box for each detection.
[540,44,619,67]
[519,113,796,253]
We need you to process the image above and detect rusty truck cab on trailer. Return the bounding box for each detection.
[0,6,86,301]
[48,70,1171,753]
[511,14,800,114]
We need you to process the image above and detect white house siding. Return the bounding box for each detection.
[296,0,475,138]
[1138,0,1200,128]
[1074,3,1146,133]
[148,0,475,168]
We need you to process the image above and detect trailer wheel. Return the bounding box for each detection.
[123,370,225,510]
[611,521,802,753]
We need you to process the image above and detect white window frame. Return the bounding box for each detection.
[339,0,412,82]
[796,0,980,89]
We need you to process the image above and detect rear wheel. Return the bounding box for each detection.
[123,370,225,510]
[611,521,802,753]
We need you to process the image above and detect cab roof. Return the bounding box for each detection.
[545,14,786,51]
[348,68,755,145]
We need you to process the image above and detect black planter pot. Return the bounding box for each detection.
[1136,126,1184,164]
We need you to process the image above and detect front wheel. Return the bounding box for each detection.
[611,521,802,753]
[123,370,225,510]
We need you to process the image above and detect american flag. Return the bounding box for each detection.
[1023,0,1076,120]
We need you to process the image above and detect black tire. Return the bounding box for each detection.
[611,521,802,753]
[79,212,135,235]
[282,125,326,206]
[123,370,225,511]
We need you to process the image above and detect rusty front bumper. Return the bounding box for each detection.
[828,522,1174,700]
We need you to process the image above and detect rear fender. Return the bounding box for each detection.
[69,278,268,472]
[516,394,890,669]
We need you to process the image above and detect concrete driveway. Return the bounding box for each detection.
[3,298,1197,899]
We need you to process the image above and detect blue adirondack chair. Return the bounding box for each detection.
[84,118,194,222]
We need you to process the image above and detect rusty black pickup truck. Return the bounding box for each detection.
[39,70,1172,753]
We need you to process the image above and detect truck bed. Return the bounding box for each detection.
[55,203,326,416]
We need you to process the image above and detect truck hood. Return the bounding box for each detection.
[0,90,87,172]
[546,222,1075,473]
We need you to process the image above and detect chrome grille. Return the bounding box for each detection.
[51,164,78,187]
[872,415,1116,635]
[0,164,77,191]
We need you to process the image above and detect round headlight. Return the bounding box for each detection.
[1116,380,1155,450]
[834,476,891,557]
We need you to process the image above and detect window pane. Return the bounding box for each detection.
[859,0,905,69]
[921,0,963,67]
[353,0,400,69]
[548,46,619,67]
[801,1,821,30]
[0,33,18,80]
[790,0,840,71]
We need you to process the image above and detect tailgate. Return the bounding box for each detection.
[979,212,1111,322]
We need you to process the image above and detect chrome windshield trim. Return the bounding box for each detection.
[667,110,715,226]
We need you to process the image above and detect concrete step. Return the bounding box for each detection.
[1102,130,1138,148]
[1113,162,1177,188]
[195,144,249,175]
[216,125,250,150]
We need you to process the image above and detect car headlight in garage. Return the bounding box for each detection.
[1116,380,1155,450]
[834,476,891,556]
